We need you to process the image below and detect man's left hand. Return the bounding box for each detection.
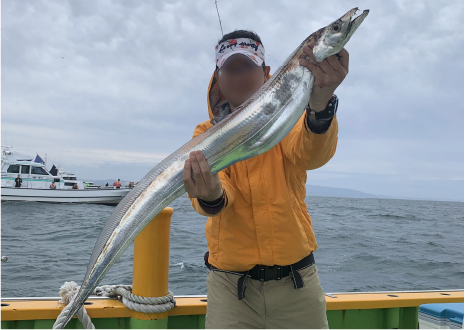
[298,41,349,111]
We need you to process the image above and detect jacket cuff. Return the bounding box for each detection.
[189,186,231,217]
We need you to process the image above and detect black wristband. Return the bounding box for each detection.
[199,191,225,207]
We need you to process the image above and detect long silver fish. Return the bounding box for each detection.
[54,7,368,328]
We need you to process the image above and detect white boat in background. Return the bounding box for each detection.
[1,146,131,205]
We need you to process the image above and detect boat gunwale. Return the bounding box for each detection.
[2,289,463,301]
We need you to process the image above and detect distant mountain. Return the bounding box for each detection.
[305,184,463,202]
[305,184,378,199]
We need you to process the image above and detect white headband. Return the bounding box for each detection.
[215,37,265,68]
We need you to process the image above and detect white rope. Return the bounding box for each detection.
[53,281,176,329]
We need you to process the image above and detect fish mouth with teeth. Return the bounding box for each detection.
[311,7,370,62]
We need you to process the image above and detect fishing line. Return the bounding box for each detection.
[214,0,223,37]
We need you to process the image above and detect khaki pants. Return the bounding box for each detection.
[205,263,329,329]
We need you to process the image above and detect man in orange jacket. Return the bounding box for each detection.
[184,30,347,329]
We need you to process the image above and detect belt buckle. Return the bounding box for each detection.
[276,266,282,280]
[259,266,266,282]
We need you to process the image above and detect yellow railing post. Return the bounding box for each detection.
[129,207,173,328]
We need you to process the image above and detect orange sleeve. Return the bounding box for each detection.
[187,121,236,217]
[281,112,339,171]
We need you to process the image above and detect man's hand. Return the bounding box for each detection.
[298,40,349,111]
[183,150,223,202]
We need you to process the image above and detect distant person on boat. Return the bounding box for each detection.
[50,182,56,189]
[116,179,121,189]
[15,175,22,188]
[183,30,347,329]
[72,183,79,190]
[105,183,109,187]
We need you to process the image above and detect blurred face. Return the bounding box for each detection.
[215,54,270,109]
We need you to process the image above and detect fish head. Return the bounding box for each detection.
[313,7,369,62]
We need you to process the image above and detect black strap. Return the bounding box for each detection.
[237,270,249,300]
[289,264,305,289]
[204,251,210,268]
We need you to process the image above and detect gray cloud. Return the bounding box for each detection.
[2,0,463,200]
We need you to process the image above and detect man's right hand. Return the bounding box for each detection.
[183,150,223,202]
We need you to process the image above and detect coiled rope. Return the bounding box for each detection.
[52,281,176,329]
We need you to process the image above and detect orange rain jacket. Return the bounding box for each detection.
[188,70,339,271]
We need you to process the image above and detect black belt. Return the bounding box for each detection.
[206,252,315,300]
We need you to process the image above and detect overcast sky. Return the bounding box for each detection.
[2,0,463,201]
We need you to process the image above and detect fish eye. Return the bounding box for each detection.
[332,24,341,32]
